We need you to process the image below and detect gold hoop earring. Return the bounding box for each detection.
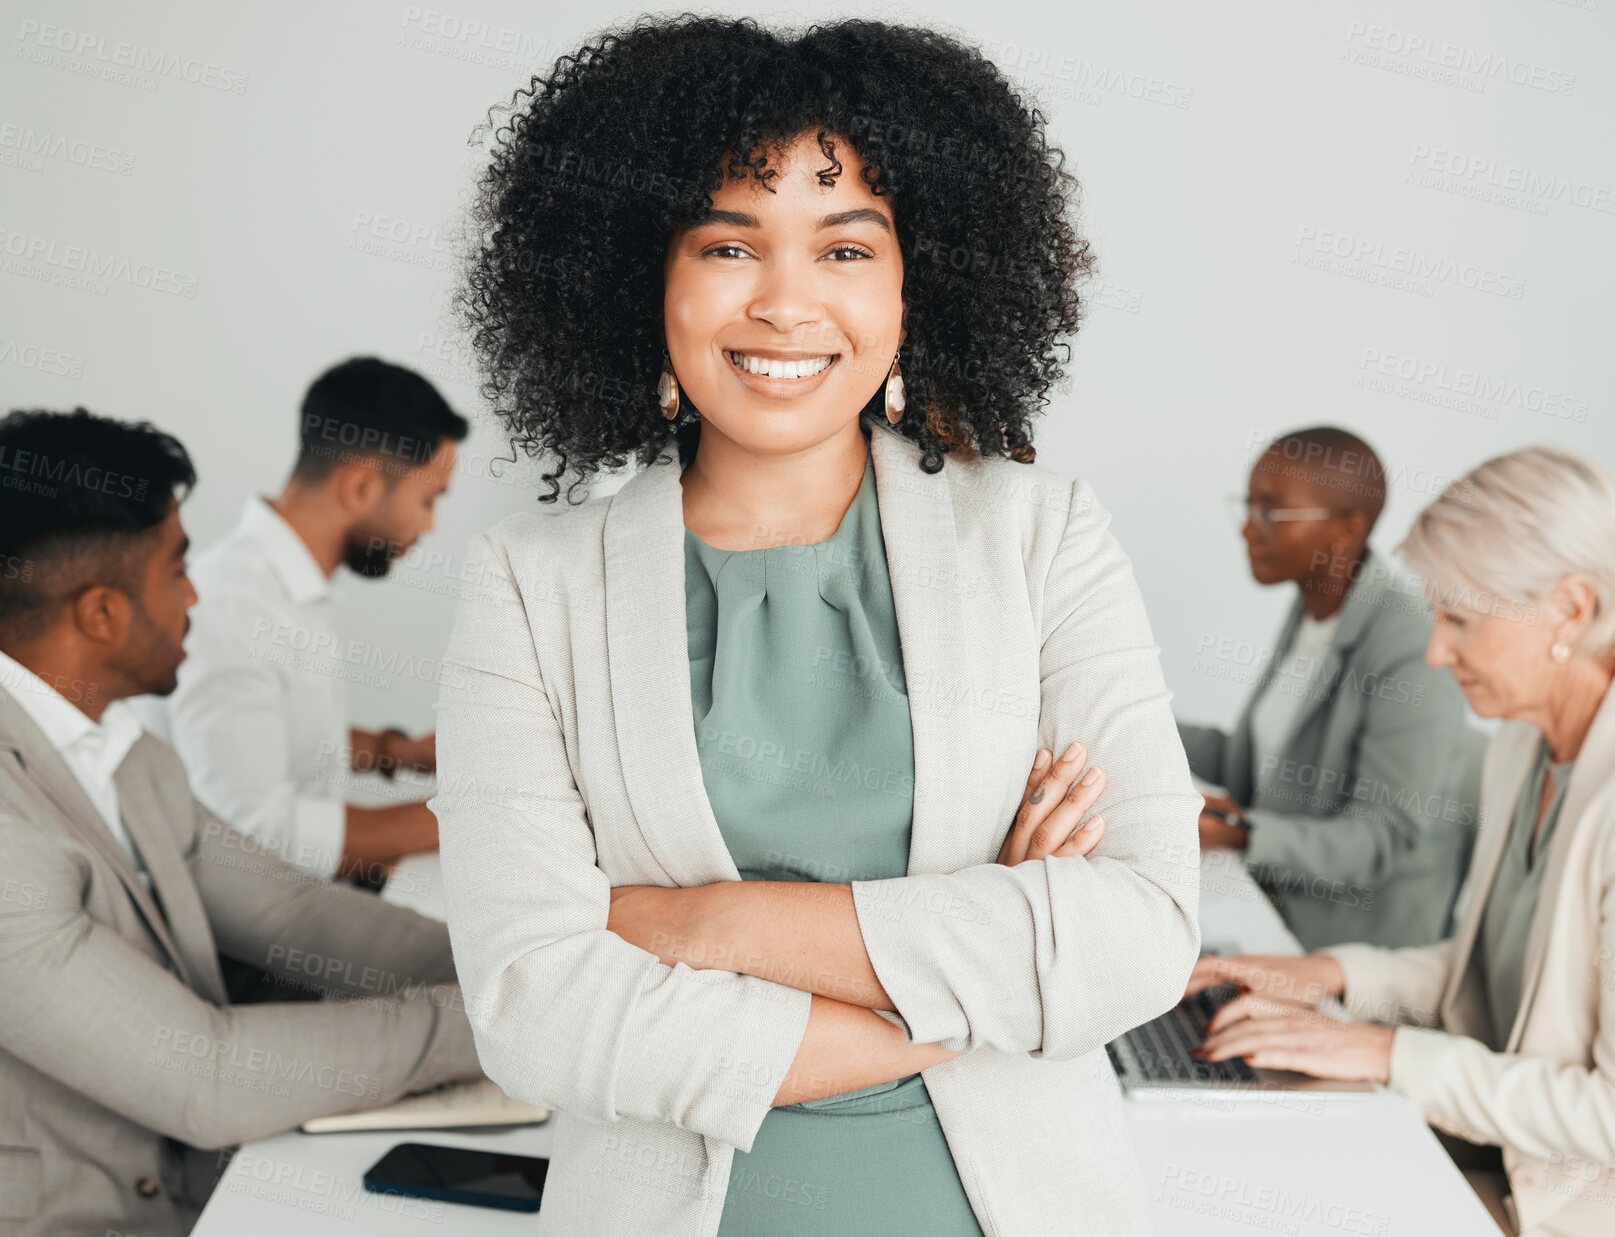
[884,350,905,425]
[658,349,680,420]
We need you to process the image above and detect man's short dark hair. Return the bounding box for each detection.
[0,408,197,642]
[294,357,470,483]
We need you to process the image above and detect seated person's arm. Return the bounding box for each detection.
[1238,651,1470,886]
[350,727,436,777]
[339,800,438,880]
[1372,870,1615,1165]
[1176,717,1229,786]
[0,809,480,1152]
[1194,866,1615,1169]
[179,777,456,998]
[166,595,435,877]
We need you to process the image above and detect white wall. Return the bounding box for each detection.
[2,0,1609,731]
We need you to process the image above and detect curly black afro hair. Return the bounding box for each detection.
[458,13,1094,503]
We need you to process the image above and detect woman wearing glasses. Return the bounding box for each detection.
[429,15,1200,1237]
[1178,426,1473,949]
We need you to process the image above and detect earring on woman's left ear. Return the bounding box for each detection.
[884,350,906,425]
[658,348,680,420]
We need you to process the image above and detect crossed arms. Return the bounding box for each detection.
[430,479,1201,1151]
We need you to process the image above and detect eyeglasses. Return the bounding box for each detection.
[1224,495,1355,532]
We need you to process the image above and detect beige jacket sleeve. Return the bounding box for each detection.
[1384,836,1615,1164]
[848,477,1203,1060]
[0,793,480,1152]
[1320,938,1457,1028]
[1326,814,1615,1166]
[429,530,813,1154]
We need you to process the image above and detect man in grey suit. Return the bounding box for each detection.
[0,408,483,1237]
[1179,426,1475,950]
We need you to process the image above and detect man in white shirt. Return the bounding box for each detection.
[0,407,481,1237]
[132,358,468,885]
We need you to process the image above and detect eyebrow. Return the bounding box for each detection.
[688,208,892,234]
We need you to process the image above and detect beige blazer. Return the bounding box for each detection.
[430,418,1204,1236]
[1326,681,1615,1237]
[0,686,480,1237]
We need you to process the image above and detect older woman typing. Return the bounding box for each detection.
[1189,446,1615,1237]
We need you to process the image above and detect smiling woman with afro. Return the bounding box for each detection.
[458,12,1093,502]
[435,13,1203,1237]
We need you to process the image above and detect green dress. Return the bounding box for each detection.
[683,441,985,1237]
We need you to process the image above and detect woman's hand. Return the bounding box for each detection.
[1193,1003,1393,1084]
[607,885,706,967]
[1185,952,1346,1007]
[1198,792,1249,850]
[998,742,1108,865]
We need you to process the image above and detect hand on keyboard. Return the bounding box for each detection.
[1191,997,1394,1085]
[1185,952,1345,1007]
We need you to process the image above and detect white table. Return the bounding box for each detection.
[194,848,1502,1235]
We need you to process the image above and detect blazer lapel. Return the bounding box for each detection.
[1441,726,1537,1032]
[1505,685,1615,1049]
[0,687,194,985]
[601,422,969,886]
[116,747,228,1006]
[865,422,970,876]
[1276,552,1392,742]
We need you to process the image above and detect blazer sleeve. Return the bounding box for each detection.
[0,804,480,1152]
[1318,938,1457,1027]
[1240,647,1470,888]
[1176,720,1229,787]
[428,530,813,1153]
[1381,822,1615,1164]
[174,765,461,996]
[848,477,1203,1060]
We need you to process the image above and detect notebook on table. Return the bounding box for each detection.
[299,1077,550,1134]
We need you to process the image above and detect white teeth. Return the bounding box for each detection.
[728,351,834,379]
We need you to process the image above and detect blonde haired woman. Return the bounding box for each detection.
[1190,446,1615,1236]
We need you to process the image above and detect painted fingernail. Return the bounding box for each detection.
[1080,767,1101,786]
[1061,741,1083,763]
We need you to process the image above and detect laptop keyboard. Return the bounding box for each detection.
[1108,982,1260,1085]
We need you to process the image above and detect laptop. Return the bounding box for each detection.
[1107,980,1377,1101]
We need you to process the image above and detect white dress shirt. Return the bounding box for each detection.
[128,496,349,878]
[1249,610,1340,792]
[0,647,149,884]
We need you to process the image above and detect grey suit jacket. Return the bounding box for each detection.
[1178,549,1474,950]
[430,418,1203,1237]
[0,685,481,1237]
